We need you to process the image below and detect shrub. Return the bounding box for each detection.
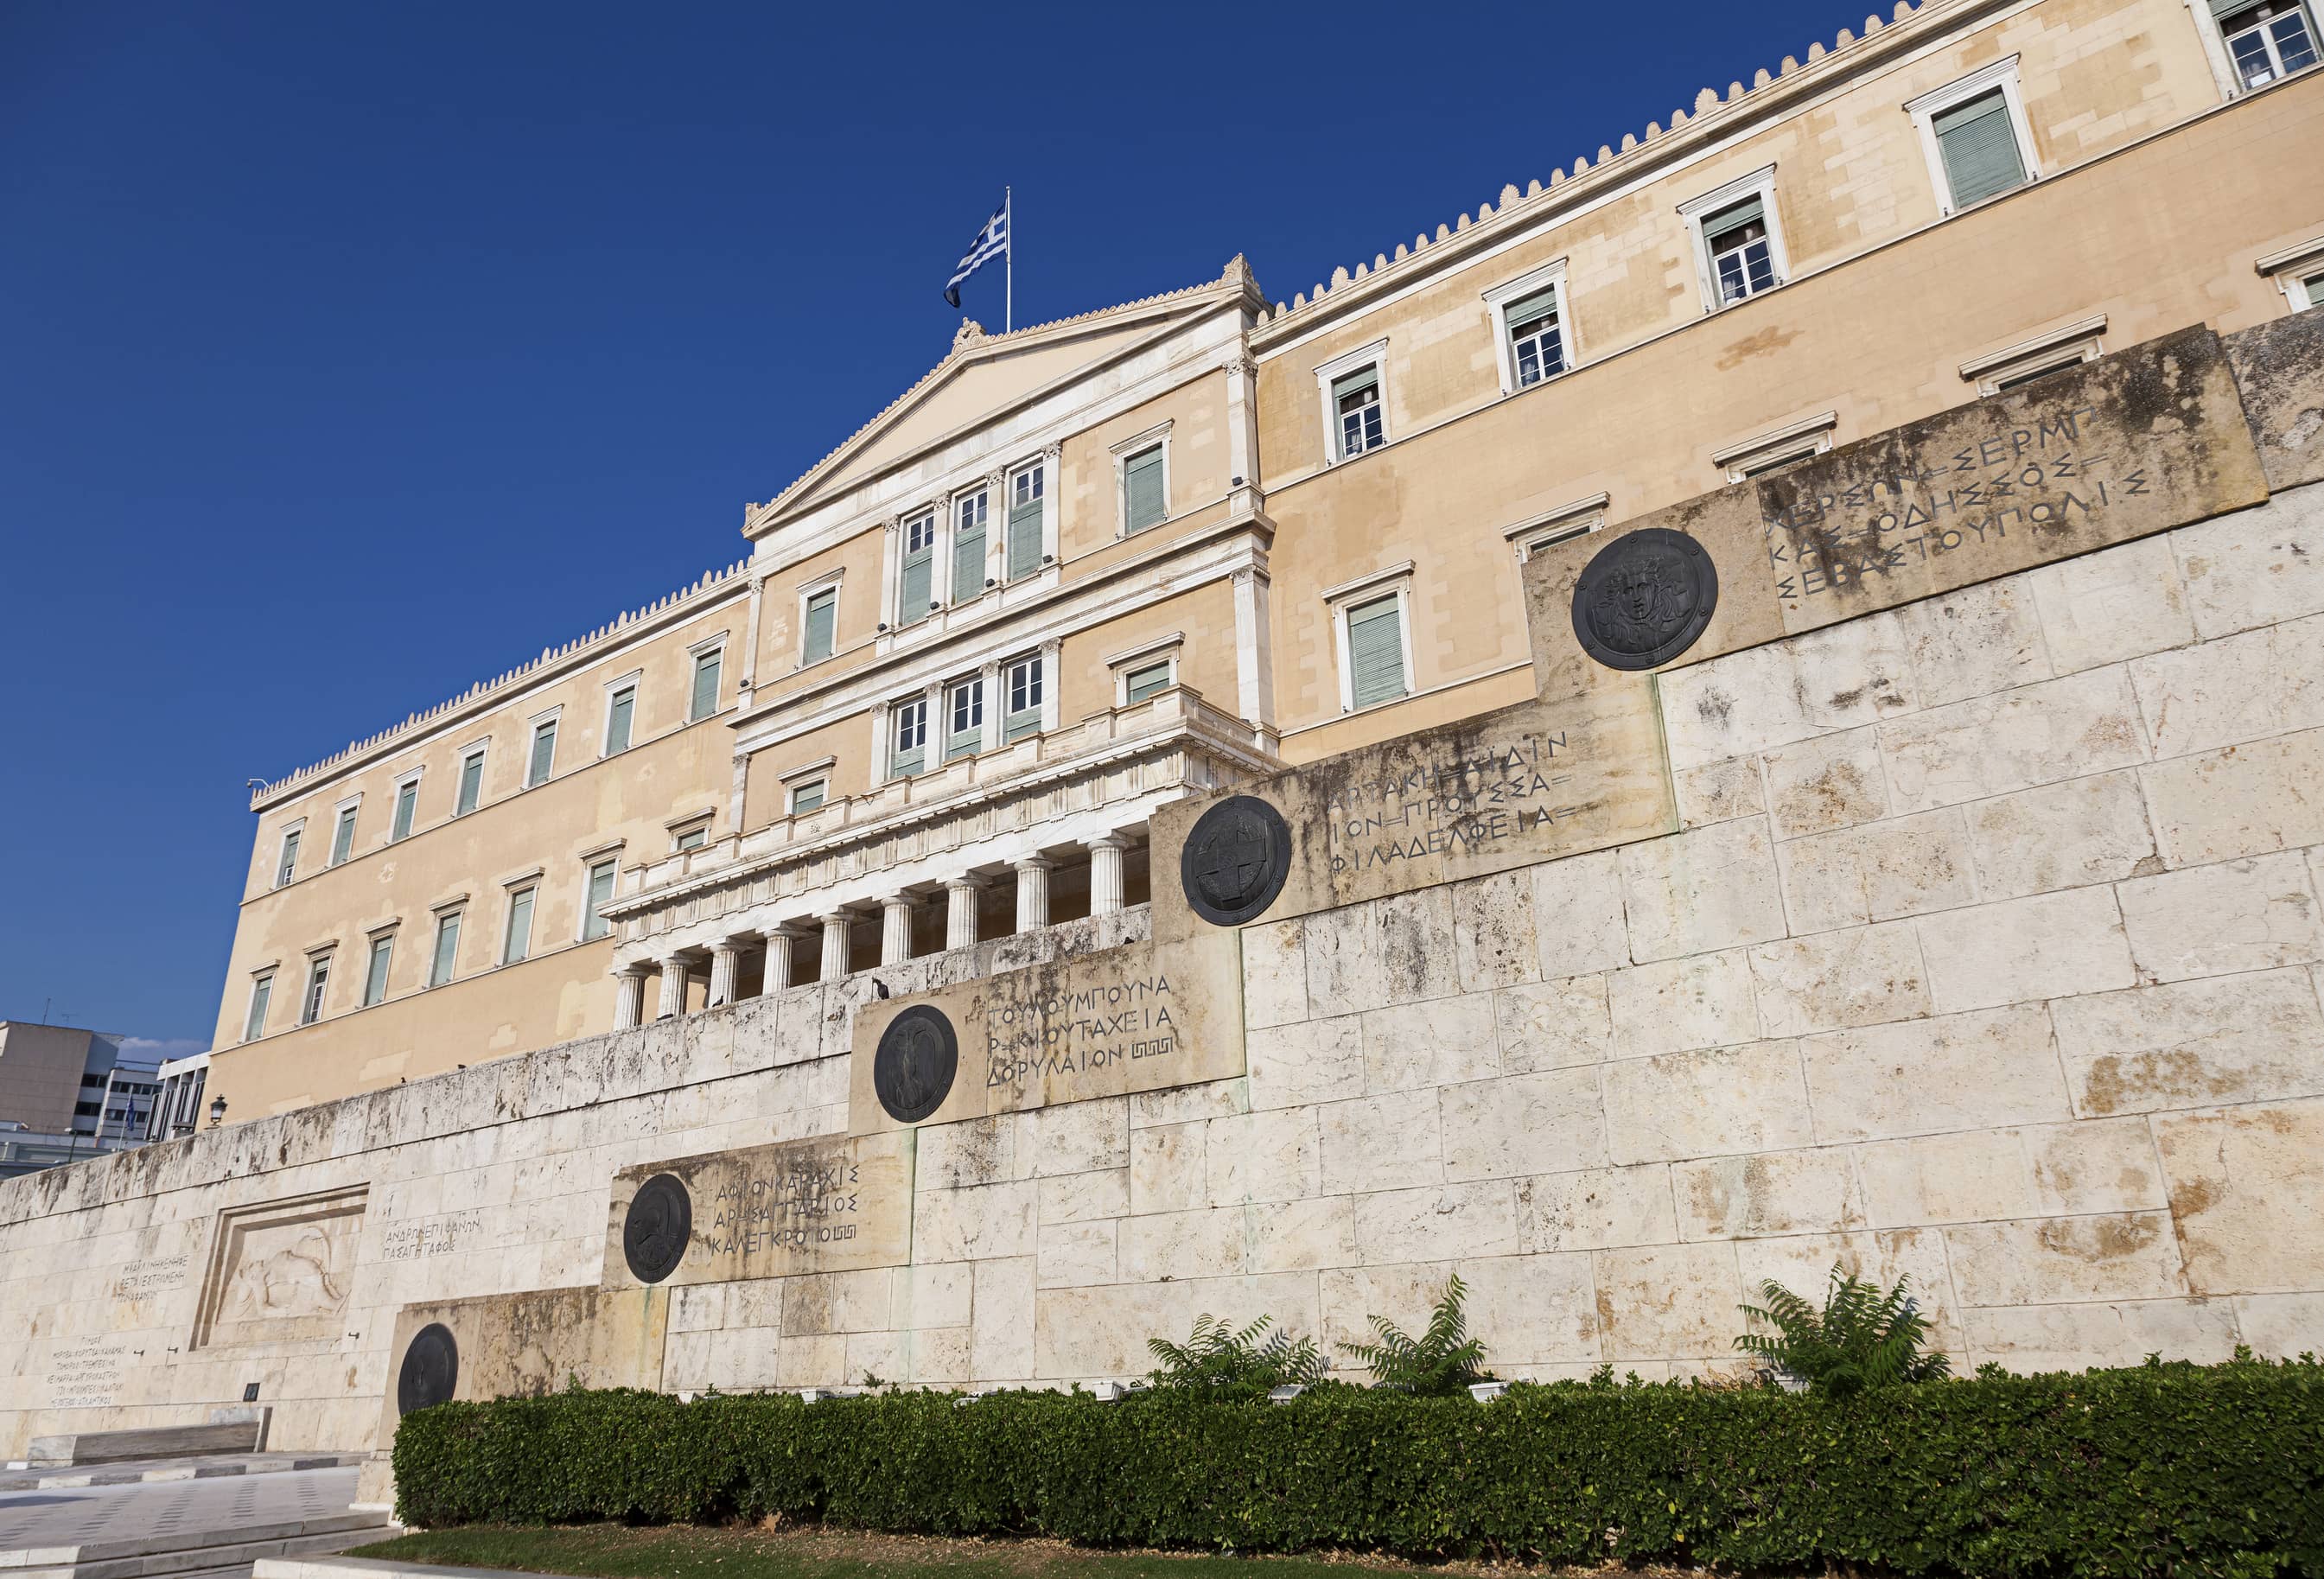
[1145,1313,1327,1398]
[1337,1272,1493,1396]
[1735,1269,1951,1398]
[392,1355,2324,1576]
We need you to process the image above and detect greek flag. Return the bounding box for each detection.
[944,198,1009,309]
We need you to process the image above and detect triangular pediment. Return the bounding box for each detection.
[758,262,1259,528]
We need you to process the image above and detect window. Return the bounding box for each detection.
[1907,61,2039,216]
[274,828,301,888]
[1958,318,2104,397]
[392,775,419,841]
[582,858,618,941]
[300,955,331,1026]
[527,718,557,787]
[2219,0,2319,86]
[1508,291,1565,388]
[243,974,273,1041]
[502,887,536,965]
[455,746,487,816]
[1334,584,1411,712]
[946,675,985,761]
[800,584,837,665]
[1122,444,1167,532]
[1706,198,1776,304]
[952,491,990,604]
[1007,463,1046,579]
[690,646,723,722]
[362,934,393,1007]
[1506,493,1610,563]
[2304,271,2324,311]
[1334,367,1384,458]
[890,696,928,777]
[605,683,636,754]
[1124,659,1174,704]
[1713,412,1838,483]
[899,511,937,626]
[1003,653,1044,742]
[329,803,358,867]
[430,912,462,987]
[790,778,827,815]
[674,825,709,852]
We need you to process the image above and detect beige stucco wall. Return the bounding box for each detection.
[1258,68,2324,761]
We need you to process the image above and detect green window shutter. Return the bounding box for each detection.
[892,740,925,776]
[430,915,460,986]
[1347,594,1408,709]
[583,862,616,941]
[691,651,721,721]
[529,724,556,786]
[1006,494,1043,577]
[1330,367,1379,404]
[331,809,356,866]
[952,517,988,603]
[891,703,926,777]
[1704,194,1764,242]
[245,979,271,1041]
[364,938,392,1006]
[791,780,825,814]
[2211,0,2251,20]
[503,889,534,965]
[606,690,634,753]
[277,831,299,885]
[1124,660,1172,704]
[901,532,933,623]
[456,753,483,815]
[803,589,836,663]
[392,784,417,841]
[1933,92,2026,207]
[1504,287,1560,328]
[1124,447,1166,532]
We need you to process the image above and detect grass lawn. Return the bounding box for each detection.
[349,1523,1681,1579]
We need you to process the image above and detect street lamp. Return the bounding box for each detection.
[207,1096,227,1130]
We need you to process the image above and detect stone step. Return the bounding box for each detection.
[3,1513,392,1579]
[0,1456,365,1494]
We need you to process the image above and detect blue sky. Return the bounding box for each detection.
[0,0,1866,1048]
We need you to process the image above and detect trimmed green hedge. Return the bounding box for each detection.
[394,1360,2324,1576]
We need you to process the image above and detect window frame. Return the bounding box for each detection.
[579,850,622,943]
[1905,59,2041,218]
[500,883,537,966]
[328,798,360,868]
[687,634,729,723]
[390,767,423,843]
[1325,565,1417,716]
[1313,340,1391,463]
[428,908,463,988]
[1111,422,1174,536]
[243,971,274,1042]
[945,672,987,761]
[2257,237,2324,311]
[897,507,940,627]
[797,571,843,666]
[602,670,641,757]
[454,739,489,817]
[1483,262,1576,397]
[525,709,561,789]
[1504,493,1611,563]
[299,951,333,1027]
[1712,411,1839,483]
[1678,167,1791,314]
[889,693,930,778]
[1004,456,1054,580]
[788,776,828,816]
[1105,631,1185,707]
[1002,650,1047,742]
[273,821,305,889]
[362,930,395,1008]
[950,485,993,606]
[2203,0,2322,92]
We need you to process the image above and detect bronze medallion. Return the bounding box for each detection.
[873,1005,958,1124]
[622,1172,692,1284]
[396,1321,459,1416]
[1180,794,1292,926]
[1571,526,1719,671]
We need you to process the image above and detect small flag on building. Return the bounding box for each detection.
[944,191,1011,327]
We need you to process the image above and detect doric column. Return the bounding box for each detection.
[656,957,689,1019]
[707,940,742,1008]
[765,926,799,992]
[1086,834,1130,916]
[612,967,647,1031]
[880,893,914,965]
[818,912,853,981]
[946,876,987,950]
[1013,855,1053,932]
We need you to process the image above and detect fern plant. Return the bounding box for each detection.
[1735,1269,1951,1398]
[1146,1313,1327,1398]
[1338,1273,1494,1396]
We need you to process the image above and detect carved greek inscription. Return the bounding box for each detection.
[1764,403,2151,600]
[1324,737,1574,874]
[987,975,1179,1092]
[46,1337,130,1409]
[111,1254,190,1302]
[704,1156,866,1257]
[380,1209,483,1262]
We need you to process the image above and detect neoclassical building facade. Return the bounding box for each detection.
[213,0,2324,1120]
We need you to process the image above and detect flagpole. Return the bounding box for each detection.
[1004,186,1013,333]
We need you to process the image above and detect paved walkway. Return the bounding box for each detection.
[0,1463,361,1550]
